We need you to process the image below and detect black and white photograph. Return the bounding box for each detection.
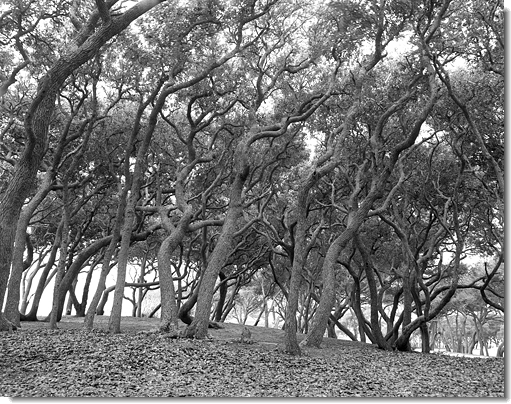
[0,0,505,398]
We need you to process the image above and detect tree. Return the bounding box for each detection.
[0,0,502,346]
[107,0,288,334]
[182,0,339,338]
[422,0,504,313]
[300,0,446,351]
[0,0,168,331]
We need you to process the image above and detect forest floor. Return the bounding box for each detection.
[0,316,505,398]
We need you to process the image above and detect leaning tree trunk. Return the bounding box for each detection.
[108,81,167,334]
[283,187,309,355]
[108,196,144,333]
[393,238,461,351]
[96,286,115,316]
[0,86,57,331]
[178,287,199,325]
[296,71,380,348]
[84,94,139,330]
[400,268,413,351]
[65,279,78,316]
[0,0,166,332]
[303,220,362,348]
[496,342,504,357]
[301,238,340,347]
[49,182,71,329]
[214,272,228,322]
[5,106,91,326]
[183,173,245,339]
[183,137,250,340]
[158,210,192,334]
[356,233,391,350]
[4,227,34,327]
[157,145,202,332]
[22,228,61,321]
[304,90,438,348]
[107,6,257,334]
[55,235,112,322]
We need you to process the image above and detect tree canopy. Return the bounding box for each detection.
[0,0,504,358]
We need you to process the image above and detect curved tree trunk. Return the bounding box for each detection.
[108,114,159,333]
[302,237,341,347]
[107,33,243,332]
[183,174,244,339]
[65,279,77,316]
[467,330,477,354]
[356,234,391,350]
[20,257,40,315]
[96,285,115,316]
[55,235,113,322]
[178,287,199,325]
[0,86,57,331]
[394,199,464,351]
[22,228,61,321]
[400,268,413,351]
[158,229,186,334]
[303,193,384,348]
[49,181,71,329]
[157,162,194,333]
[284,187,309,355]
[351,288,366,343]
[394,246,461,351]
[84,104,137,330]
[0,0,167,332]
[5,105,90,326]
[76,259,97,317]
[496,342,504,357]
[4,230,34,327]
[214,272,228,322]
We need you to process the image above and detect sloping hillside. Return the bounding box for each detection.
[0,316,504,397]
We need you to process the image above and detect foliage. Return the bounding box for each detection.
[0,0,503,369]
[0,318,504,397]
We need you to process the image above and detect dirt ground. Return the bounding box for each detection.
[19,315,377,359]
[2,316,504,397]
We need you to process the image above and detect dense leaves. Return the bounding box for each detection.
[0,318,504,397]
[0,0,504,386]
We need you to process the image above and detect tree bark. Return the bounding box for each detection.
[356,234,391,350]
[96,285,115,315]
[49,182,71,329]
[158,217,190,333]
[400,268,413,351]
[66,279,78,315]
[5,103,92,326]
[22,227,62,321]
[0,0,166,332]
[0,86,56,330]
[55,235,113,322]
[303,217,367,348]
[284,187,309,355]
[350,286,366,343]
[214,272,228,322]
[183,172,245,339]
[108,79,167,334]
[84,90,142,330]
[178,287,199,325]
[4,226,34,327]
[136,255,147,318]
[304,63,440,348]
[496,342,504,357]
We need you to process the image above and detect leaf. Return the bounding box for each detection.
[0,320,504,397]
